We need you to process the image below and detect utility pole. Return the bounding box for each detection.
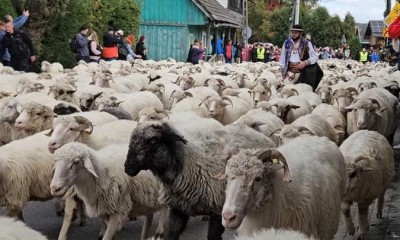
[242,0,249,61]
[295,0,300,24]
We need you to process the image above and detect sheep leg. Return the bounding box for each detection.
[165,208,189,240]
[58,195,77,240]
[376,191,385,218]
[101,215,126,240]
[154,207,169,239]
[341,201,355,235]
[356,203,370,240]
[75,195,87,227]
[98,219,107,240]
[6,206,23,220]
[207,214,224,240]
[141,214,153,240]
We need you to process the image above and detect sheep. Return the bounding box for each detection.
[91,72,143,93]
[53,102,82,115]
[233,109,285,145]
[221,136,346,240]
[357,81,377,93]
[268,96,312,124]
[46,116,134,153]
[137,107,170,122]
[298,91,322,108]
[48,83,79,106]
[235,228,312,240]
[340,130,395,240]
[79,92,103,111]
[51,142,164,240]
[146,82,183,110]
[95,92,164,120]
[124,120,229,240]
[174,75,195,90]
[170,97,209,118]
[14,102,54,136]
[281,83,313,95]
[248,83,272,105]
[316,86,333,104]
[41,60,64,74]
[275,114,338,145]
[0,217,48,240]
[200,95,251,125]
[332,87,358,114]
[311,103,346,143]
[346,88,399,144]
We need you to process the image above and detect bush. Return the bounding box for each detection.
[0,0,16,18]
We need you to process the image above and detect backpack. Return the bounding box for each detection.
[388,15,400,39]
[69,35,78,53]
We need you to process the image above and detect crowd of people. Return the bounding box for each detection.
[73,21,148,63]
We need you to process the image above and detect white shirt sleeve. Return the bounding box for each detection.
[279,43,286,68]
[393,39,399,53]
[306,41,318,65]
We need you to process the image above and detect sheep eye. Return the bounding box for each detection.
[69,127,75,131]
[255,177,262,182]
[262,92,266,95]
[59,90,64,95]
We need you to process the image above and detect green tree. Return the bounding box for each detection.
[0,0,16,18]
[348,37,362,60]
[248,0,268,41]
[268,6,292,45]
[342,12,357,41]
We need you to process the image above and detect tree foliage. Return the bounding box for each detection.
[0,0,16,19]
[4,0,141,69]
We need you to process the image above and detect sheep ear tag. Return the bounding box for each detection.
[84,156,98,178]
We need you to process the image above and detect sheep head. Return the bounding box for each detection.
[178,75,195,91]
[269,100,300,123]
[137,107,170,122]
[169,90,193,108]
[14,102,53,133]
[316,86,332,104]
[204,78,226,95]
[222,148,290,230]
[332,87,358,114]
[48,84,77,103]
[200,96,233,121]
[96,96,124,111]
[124,121,187,178]
[46,116,94,154]
[344,156,373,201]
[345,98,384,130]
[358,82,377,93]
[277,87,298,99]
[0,98,20,123]
[51,142,98,198]
[79,92,103,111]
[251,83,272,104]
[276,125,314,145]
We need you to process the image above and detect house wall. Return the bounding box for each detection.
[139,0,208,61]
[216,0,228,8]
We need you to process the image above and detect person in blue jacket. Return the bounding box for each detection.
[216,37,224,62]
[0,9,29,66]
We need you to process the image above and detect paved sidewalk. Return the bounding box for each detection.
[334,150,400,240]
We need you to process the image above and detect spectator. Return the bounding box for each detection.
[115,30,141,61]
[344,46,351,60]
[371,50,380,63]
[256,43,267,62]
[190,39,206,65]
[75,23,90,63]
[1,10,29,66]
[0,17,35,71]
[224,40,235,63]
[87,30,102,63]
[135,35,147,60]
[102,26,124,61]
[216,36,224,62]
[359,47,369,64]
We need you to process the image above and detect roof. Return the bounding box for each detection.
[366,20,384,38]
[192,0,243,27]
[356,23,369,44]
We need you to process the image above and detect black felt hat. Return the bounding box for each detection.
[290,24,304,32]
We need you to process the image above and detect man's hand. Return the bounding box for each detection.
[30,55,36,63]
[136,55,142,59]
[23,9,29,17]
[297,61,307,70]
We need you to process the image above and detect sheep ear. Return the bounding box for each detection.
[250,121,266,130]
[334,125,345,134]
[16,104,23,113]
[345,105,354,112]
[44,129,53,137]
[361,167,373,172]
[89,82,95,85]
[167,133,188,145]
[83,155,98,178]
[290,104,300,109]
[93,92,103,100]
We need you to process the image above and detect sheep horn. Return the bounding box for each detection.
[169,90,177,101]
[369,98,381,110]
[370,82,377,88]
[156,83,165,93]
[297,126,314,136]
[198,96,212,106]
[357,83,363,90]
[73,116,93,135]
[216,79,226,87]
[204,78,211,86]
[291,88,299,96]
[184,91,193,97]
[346,87,358,95]
[221,96,233,107]
[154,108,170,119]
[255,149,291,182]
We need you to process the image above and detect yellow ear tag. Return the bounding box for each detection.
[272,159,279,164]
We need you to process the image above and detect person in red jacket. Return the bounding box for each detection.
[102,26,124,61]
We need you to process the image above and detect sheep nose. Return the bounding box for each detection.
[254,100,259,103]
[49,141,56,146]
[321,98,327,103]
[357,121,365,128]
[223,211,236,222]
[51,185,62,194]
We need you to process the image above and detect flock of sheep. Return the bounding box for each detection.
[0,57,398,240]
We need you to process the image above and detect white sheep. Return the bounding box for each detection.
[276,114,338,145]
[96,92,164,119]
[200,95,251,125]
[222,136,346,240]
[340,130,395,240]
[312,103,346,144]
[235,228,312,240]
[170,97,209,118]
[41,60,64,74]
[268,96,312,124]
[51,142,164,240]
[0,217,48,240]
[14,102,54,137]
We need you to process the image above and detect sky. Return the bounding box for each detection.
[319,0,388,23]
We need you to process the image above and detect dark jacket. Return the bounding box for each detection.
[190,46,205,65]
[0,29,34,60]
[135,41,147,60]
[75,33,89,57]
[103,32,124,47]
